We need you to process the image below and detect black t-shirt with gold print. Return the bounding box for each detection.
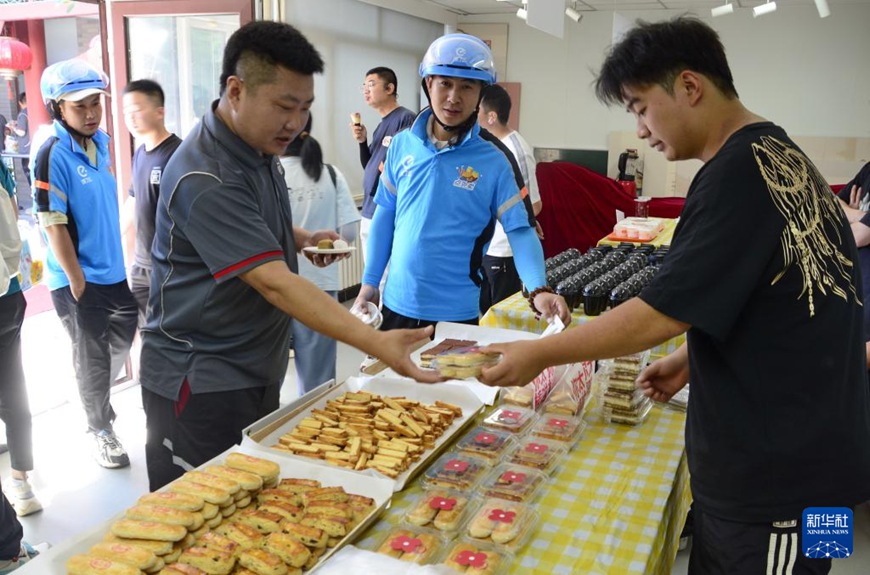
[641,122,870,523]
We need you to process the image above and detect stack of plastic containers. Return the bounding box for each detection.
[597,350,653,426]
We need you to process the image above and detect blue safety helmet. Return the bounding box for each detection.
[40,59,109,105]
[419,34,497,85]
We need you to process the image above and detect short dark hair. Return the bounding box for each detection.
[366,66,398,98]
[480,84,511,125]
[17,92,26,105]
[220,21,324,94]
[123,79,165,107]
[595,16,738,107]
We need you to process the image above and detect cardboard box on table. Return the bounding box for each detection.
[242,377,484,491]
[17,442,394,574]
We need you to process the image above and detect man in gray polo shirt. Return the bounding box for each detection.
[140,21,437,490]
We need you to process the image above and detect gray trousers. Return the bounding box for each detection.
[51,281,138,432]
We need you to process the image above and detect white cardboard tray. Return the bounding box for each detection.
[241,376,484,491]
[18,443,393,574]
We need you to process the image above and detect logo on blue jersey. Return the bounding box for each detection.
[453,165,480,191]
[76,164,92,185]
[802,507,852,559]
[398,155,415,179]
[150,167,162,186]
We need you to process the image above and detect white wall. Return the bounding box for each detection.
[457,5,870,193]
[284,0,443,196]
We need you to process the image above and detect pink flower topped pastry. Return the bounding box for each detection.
[390,534,422,553]
[456,550,488,568]
[525,442,548,454]
[488,509,516,523]
[429,496,457,511]
[445,459,470,473]
[500,471,526,484]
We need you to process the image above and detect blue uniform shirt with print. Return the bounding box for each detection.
[32,121,126,290]
[369,109,535,321]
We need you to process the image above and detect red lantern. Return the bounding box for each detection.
[0,37,33,80]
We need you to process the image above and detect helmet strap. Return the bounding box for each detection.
[420,78,485,142]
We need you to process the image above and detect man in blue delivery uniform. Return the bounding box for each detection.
[353,33,570,329]
[32,59,138,469]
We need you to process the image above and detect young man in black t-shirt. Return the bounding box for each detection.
[481,17,870,575]
[121,80,182,326]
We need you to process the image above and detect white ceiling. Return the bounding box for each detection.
[423,0,869,14]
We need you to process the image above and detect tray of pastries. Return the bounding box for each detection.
[243,377,484,491]
[36,446,393,575]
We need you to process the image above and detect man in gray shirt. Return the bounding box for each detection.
[140,21,437,490]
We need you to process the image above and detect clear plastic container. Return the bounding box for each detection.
[373,525,448,564]
[601,387,648,411]
[602,397,653,426]
[402,488,478,536]
[480,464,548,503]
[508,437,567,475]
[421,452,491,491]
[463,498,538,552]
[438,537,514,575]
[431,347,500,379]
[482,406,537,434]
[455,426,516,462]
[600,350,651,378]
[529,414,586,445]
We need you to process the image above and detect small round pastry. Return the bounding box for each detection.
[332,239,349,250]
[316,239,334,250]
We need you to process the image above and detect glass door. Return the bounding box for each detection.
[107,0,252,195]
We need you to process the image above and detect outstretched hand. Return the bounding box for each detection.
[478,340,542,388]
[376,326,442,383]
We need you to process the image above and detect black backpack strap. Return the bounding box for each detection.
[326,164,337,188]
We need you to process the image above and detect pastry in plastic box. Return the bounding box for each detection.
[500,385,534,409]
[456,426,515,462]
[375,526,444,563]
[441,538,512,575]
[481,464,547,503]
[508,437,566,475]
[594,367,637,393]
[465,499,537,550]
[500,366,557,410]
[482,407,537,434]
[602,397,653,426]
[601,350,650,377]
[602,386,648,411]
[404,488,475,534]
[530,414,585,444]
[421,452,490,491]
[432,347,500,379]
[420,338,478,368]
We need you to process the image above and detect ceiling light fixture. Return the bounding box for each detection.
[711,2,734,17]
[752,0,776,17]
[814,0,830,17]
[565,6,583,22]
[517,7,528,20]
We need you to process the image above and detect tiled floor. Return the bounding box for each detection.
[2,306,869,574]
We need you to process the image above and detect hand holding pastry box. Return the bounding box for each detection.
[432,347,500,380]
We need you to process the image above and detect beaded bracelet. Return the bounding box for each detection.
[528,285,555,317]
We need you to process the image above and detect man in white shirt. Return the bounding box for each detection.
[477,84,542,314]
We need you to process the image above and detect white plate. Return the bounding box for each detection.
[303,246,357,255]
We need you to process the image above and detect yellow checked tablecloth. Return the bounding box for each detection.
[597,217,679,248]
[480,292,686,359]
[358,403,691,574]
